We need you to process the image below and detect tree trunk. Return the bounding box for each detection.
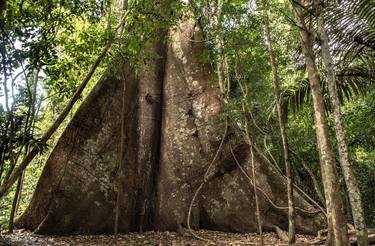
[238,73,264,244]
[316,3,369,245]
[8,173,23,233]
[292,1,349,245]
[262,0,296,243]
[16,12,325,236]
[114,66,127,236]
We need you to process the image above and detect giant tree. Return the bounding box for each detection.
[6,0,326,236]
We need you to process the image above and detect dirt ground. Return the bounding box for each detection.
[1,229,320,246]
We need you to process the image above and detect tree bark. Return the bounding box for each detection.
[316,2,369,245]
[292,1,349,245]
[262,1,295,243]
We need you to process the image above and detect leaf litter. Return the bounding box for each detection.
[1,229,320,245]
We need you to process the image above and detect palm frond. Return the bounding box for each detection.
[281,78,310,114]
[282,64,375,114]
[324,0,375,62]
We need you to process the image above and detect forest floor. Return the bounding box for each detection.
[1,229,319,246]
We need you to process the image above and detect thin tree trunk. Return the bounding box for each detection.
[113,0,128,237]
[317,142,334,246]
[14,170,25,215]
[8,64,41,232]
[292,1,349,245]
[1,36,10,113]
[213,0,225,96]
[114,74,127,236]
[0,9,130,198]
[261,1,295,243]
[239,79,263,245]
[316,3,368,245]
[8,173,23,233]
[250,145,263,246]
[0,34,14,182]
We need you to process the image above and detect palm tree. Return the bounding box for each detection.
[292,1,350,244]
[283,0,375,113]
[287,1,374,244]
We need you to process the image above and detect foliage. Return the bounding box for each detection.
[0,0,110,226]
[343,91,375,226]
